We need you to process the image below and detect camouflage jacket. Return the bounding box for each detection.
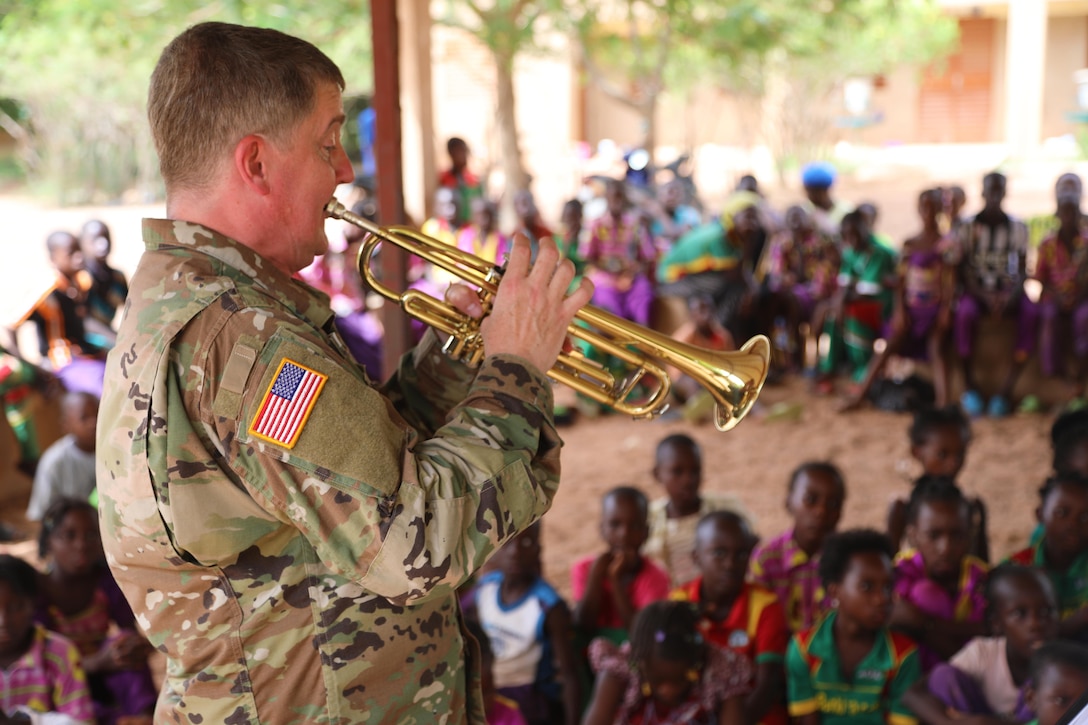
[96,219,562,724]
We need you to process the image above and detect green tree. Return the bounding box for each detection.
[434,0,548,210]
[569,0,957,173]
[0,1,373,204]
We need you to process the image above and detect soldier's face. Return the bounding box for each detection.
[267,82,354,273]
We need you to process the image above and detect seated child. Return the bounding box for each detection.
[902,563,1058,724]
[36,498,157,725]
[1034,193,1088,404]
[0,553,95,724]
[667,298,737,423]
[582,601,752,725]
[583,179,657,327]
[671,512,789,725]
[786,529,921,725]
[458,197,509,265]
[887,406,974,554]
[1027,410,1088,548]
[890,477,989,670]
[843,189,955,411]
[14,231,109,397]
[466,618,529,725]
[750,462,846,632]
[816,211,898,393]
[572,487,671,642]
[644,434,752,587]
[26,391,98,522]
[465,522,581,725]
[1026,641,1088,725]
[1008,472,1088,639]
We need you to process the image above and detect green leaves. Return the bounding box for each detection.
[0,1,373,203]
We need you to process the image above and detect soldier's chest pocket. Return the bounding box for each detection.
[234,331,406,500]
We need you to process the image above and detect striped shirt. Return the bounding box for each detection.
[0,625,94,723]
[749,529,830,633]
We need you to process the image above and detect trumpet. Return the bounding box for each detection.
[326,199,770,432]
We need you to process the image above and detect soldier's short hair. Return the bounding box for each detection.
[148,22,345,192]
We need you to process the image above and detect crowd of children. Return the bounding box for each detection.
[455,411,1088,725]
[400,138,1088,422]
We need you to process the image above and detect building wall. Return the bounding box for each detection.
[1042,15,1088,138]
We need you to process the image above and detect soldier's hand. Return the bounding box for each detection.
[481,233,593,374]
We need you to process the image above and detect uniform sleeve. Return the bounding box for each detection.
[180,306,562,607]
[380,329,478,437]
[887,647,922,725]
[786,636,819,717]
[754,597,789,664]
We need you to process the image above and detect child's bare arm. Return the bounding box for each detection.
[744,661,785,724]
[890,599,986,659]
[717,693,746,725]
[545,602,584,725]
[968,497,989,563]
[581,671,625,725]
[901,675,1006,725]
[573,553,609,633]
[606,553,639,632]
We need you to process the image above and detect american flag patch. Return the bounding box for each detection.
[249,359,327,448]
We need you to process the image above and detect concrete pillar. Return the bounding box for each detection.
[398,0,436,226]
[1004,0,1048,156]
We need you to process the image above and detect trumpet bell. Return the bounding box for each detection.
[325,198,771,432]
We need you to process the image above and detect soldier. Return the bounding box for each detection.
[96,22,592,724]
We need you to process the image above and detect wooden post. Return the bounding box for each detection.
[370,0,412,376]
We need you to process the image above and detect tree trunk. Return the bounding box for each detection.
[640,95,657,161]
[494,52,530,227]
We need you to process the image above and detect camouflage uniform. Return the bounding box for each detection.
[97,219,562,724]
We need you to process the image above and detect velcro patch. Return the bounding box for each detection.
[248,358,327,448]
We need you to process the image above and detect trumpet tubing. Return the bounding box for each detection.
[326,199,770,431]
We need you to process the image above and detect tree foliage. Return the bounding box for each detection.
[568,0,957,167]
[0,1,373,204]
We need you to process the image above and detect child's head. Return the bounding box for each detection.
[905,476,971,583]
[0,555,38,657]
[692,511,757,601]
[917,188,943,224]
[513,189,537,222]
[465,618,496,704]
[1058,194,1081,228]
[687,294,715,330]
[561,198,583,232]
[784,204,810,236]
[434,187,458,224]
[653,434,702,512]
[605,179,627,217]
[840,210,870,251]
[786,462,846,556]
[909,405,971,479]
[1055,172,1083,205]
[469,197,496,232]
[446,136,470,169]
[857,201,879,230]
[985,564,1058,662]
[1028,642,1088,725]
[1036,472,1088,565]
[46,230,83,278]
[819,529,896,632]
[947,185,967,217]
[629,601,706,710]
[493,521,541,583]
[61,391,99,453]
[600,486,649,555]
[1052,409,1088,478]
[80,219,112,262]
[982,172,1007,209]
[38,498,102,575]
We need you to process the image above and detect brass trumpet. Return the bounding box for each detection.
[325,199,770,431]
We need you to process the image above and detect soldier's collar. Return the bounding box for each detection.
[142,218,334,330]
